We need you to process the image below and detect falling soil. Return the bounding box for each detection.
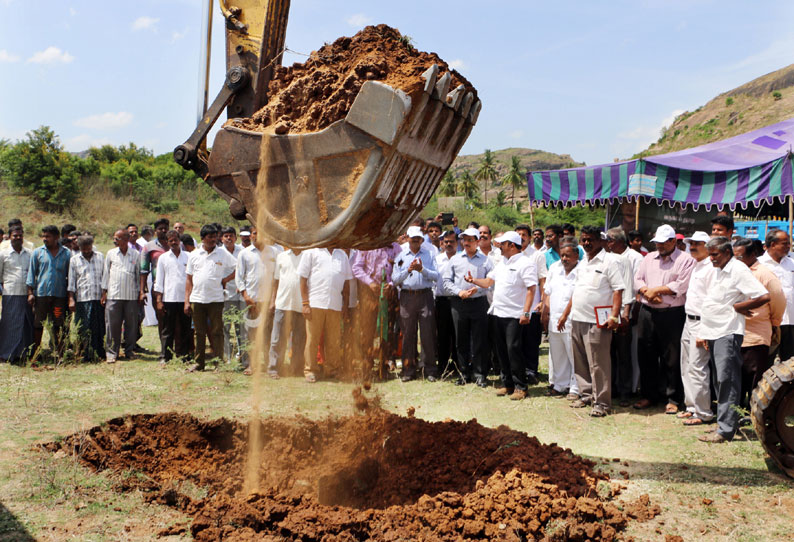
[47,408,659,541]
[231,24,476,135]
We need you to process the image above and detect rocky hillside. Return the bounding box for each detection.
[451,147,583,177]
[643,64,794,156]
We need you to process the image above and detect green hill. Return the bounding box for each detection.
[451,147,583,177]
[643,64,794,157]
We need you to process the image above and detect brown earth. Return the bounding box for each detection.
[231,24,476,135]
[47,405,660,541]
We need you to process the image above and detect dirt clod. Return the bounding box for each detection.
[232,24,475,135]
[47,411,659,541]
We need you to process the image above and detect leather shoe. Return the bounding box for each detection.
[400,375,415,382]
[455,377,467,386]
[426,375,437,383]
[698,431,728,443]
[495,387,514,397]
[633,398,652,410]
[526,373,539,386]
[509,390,527,401]
[475,377,487,388]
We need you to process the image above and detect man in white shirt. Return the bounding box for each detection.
[465,231,535,400]
[0,225,33,363]
[266,244,302,378]
[298,247,352,382]
[516,223,546,385]
[102,229,143,363]
[678,231,715,425]
[154,230,192,363]
[220,226,245,363]
[542,243,579,399]
[758,228,794,363]
[435,230,458,377]
[696,237,769,443]
[561,226,624,417]
[185,225,237,371]
[67,235,105,361]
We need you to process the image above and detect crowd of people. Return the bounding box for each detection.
[0,212,790,443]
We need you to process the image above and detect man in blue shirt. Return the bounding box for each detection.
[26,225,71,355]
[443,227,494,386]
[393,226,439,382]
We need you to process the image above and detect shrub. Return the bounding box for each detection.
[725,97,734,106]
[773,90,782,100]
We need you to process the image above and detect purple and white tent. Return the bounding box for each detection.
[528,118,794,211]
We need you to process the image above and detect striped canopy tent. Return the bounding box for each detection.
[528,118,794,211]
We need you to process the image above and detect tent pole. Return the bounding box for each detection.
[634,198,640,230]
[789,195,793,239]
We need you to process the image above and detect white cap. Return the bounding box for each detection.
[458,227,480,239]
[406,226,424,239]
[239,230,251,237]
[684,231,710,243]
[494,231,522,246]
[650,224,676,243]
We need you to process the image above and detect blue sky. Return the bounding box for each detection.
[2,0,793,167]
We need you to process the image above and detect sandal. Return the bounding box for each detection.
[305,373,317,383]
[676,411,693,419]
[665,403,679,415]
[683,417,705,426]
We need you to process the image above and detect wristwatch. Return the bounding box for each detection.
[523,312,532,318]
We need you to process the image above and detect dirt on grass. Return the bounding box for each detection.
[231,24,475,135]
[46,404,660,541]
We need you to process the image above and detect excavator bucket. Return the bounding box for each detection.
[206,64,481,249]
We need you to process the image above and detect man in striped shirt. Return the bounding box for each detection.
[67,235,105,361]
[101,229,143,363]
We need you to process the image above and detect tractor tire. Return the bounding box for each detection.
[750,358,794,478]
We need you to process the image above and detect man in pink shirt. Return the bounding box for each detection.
[634,224,695,413]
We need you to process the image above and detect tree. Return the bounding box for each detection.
[494,190,507,208]
[501,155,526,208]
[0,126,81,211]
[438,170,457,196]
[457,170,478,201]
[474,149,498,206]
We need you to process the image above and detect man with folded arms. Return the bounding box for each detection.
[677,231,715,426]
[758,229,794,363]
[392,226,439,382]
[559,226,624,417]
[465,231,535,400]
[67,235,105,361]
[696,237,769,443]
[634,224,694,413]
[102,229,143,363]
[442,227,494,387]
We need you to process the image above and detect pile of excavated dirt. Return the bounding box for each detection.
[47,409,659,541]
[231,24,476,135]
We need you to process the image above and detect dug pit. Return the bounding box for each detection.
[47,409,659,541]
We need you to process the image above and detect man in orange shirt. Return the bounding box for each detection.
[733,238,785,409]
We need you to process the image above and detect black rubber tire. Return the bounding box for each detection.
[750,358,794,478]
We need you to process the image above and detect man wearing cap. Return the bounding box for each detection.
[678,231,715,425]
[442,227,494,386]
[392,226,439,382]
[239,227,252,249]
[516,223,546,385]
[465,231,536,400]
[696,237,769,443]
[758,229,794,363]
[634,224,695,413]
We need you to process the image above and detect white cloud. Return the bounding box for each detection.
[448,59,466,71]
[28,46,74,64]
[0,49,20,62]
[346,13,372,27]
[171,28,188,42]
[613,108,686,159]
[132,16,159,31]
[63,134,112,151]
[509,130,524,139]
[74,112,134,130]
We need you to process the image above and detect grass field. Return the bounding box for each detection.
[1,325,793,542]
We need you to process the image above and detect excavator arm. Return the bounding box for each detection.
[174,0,481,249]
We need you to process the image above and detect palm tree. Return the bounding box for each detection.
[501,155,526,208]
[458,170,478,201]
[438,170,457,197]
[474,149,498,206]
[494,190,507,208]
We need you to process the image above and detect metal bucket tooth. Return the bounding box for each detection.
[446,85,465,110]
[460,92,474,119]
[469,100,482,124]
[433,72,451,100]
[420,64,439,93]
